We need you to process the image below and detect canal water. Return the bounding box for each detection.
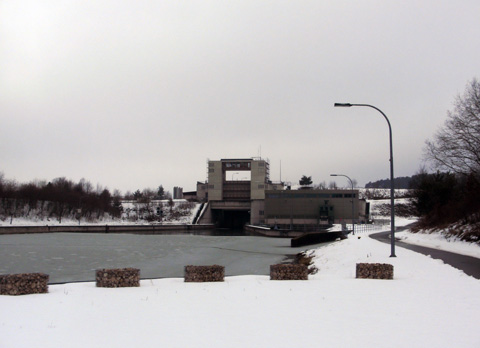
[0,232,328,283]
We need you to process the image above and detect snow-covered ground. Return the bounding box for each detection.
[0,199,201,226]
[1,220,479,348]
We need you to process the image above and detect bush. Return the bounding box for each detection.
[410,172,480,242]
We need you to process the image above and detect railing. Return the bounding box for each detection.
[354,222,389,234]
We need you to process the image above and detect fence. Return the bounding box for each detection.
[353,221,389,234]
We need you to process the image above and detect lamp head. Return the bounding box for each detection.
[334,103,352,107]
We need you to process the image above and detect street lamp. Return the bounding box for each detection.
[330,174,355,235]
[334,103,396,257]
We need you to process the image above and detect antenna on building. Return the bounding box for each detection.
[280,160,282,183]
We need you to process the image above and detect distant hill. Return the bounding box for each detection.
[365,176,415,189]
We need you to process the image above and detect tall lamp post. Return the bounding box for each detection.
[334,103,396,257]
[330,174,355,235]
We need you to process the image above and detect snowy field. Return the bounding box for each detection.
[1,221,479,347]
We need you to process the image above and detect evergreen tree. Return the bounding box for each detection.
[299,175,313,186]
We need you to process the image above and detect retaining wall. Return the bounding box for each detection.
[291,231,347,247]
[0,224,215,235]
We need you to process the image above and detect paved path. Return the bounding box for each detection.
[370,230,480,280]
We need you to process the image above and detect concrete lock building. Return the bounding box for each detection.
[196,158,366,230]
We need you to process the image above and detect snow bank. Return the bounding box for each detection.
[397,230,480,258]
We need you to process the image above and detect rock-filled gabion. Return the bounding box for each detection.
[356,263,394,279]
[184,265,225,282]
[0,273,49,295]
[96,268,140,288]
[270,264,308,280]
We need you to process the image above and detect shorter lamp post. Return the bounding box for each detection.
[330,174,355,235]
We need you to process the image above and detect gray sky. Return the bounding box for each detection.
[1,1,479,193]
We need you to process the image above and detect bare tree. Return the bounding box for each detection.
[425,78,480,176]
[315,181,327,189]
[328,181,337,189]
[79,178,93,194]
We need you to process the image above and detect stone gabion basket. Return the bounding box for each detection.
[270,264,308,280]
[356,263,394,279]
[184,265,225,282]
[0,273,49,296]
[96,268,140,288]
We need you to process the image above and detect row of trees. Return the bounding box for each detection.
[124,185,172,202]
[298,175,359,189]
[0,175,172,224]
[0,176,123,223]
[365,176,413,189]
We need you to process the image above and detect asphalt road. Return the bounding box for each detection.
[370,230,480,280]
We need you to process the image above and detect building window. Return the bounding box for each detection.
[209,168,215,173]
[258,184,264,189]
[259,210,264,216]
[208,184,215,189]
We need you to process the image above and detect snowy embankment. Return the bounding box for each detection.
[1,223,479,347]
[396,230,480,258]
[368,198,480,257]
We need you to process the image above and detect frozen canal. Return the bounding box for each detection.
[0,232,325,283]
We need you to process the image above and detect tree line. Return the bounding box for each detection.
[365,176,414,189]
[411,78,480,242]
[0,174,172,224]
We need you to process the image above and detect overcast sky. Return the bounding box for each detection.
[1,1,479,193]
